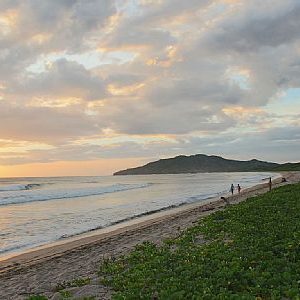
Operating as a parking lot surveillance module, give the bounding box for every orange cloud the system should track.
[30,33,52,45]
[146,45,181,67]
[28,96,82,108]
[220,0,242,4]
[0,82,5,101]
[0,140,53,153]
[107,83,145,96]
[223,106,263,116]
[0,9,19,35]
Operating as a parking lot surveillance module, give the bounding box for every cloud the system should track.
[206,1,300,52]
[170,125,300,163]
[1,0,300,169]
[0,101,100,142]
[99,96,236,135]
[2,124,299,166]
[196,0,300,104]
[5,0,116,50]
[0,0,117,80]
[11,59,106,101]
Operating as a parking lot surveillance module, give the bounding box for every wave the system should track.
[59,191,223,240]
[0,183,152,206]
[186,191,222,203]
[0,183,42,192]
[59,203,186,239]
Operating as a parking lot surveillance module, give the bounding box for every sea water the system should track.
[0,172,278,258]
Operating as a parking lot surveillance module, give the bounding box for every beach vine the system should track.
[99,183,300,299]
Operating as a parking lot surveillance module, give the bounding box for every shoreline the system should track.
[0,196,217,265]
[0,172,280,263]
[0,172,281,265]
[0,172,299,299]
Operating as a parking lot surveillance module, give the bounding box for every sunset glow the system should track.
[0,0,299,177]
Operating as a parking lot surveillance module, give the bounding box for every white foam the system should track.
[0,183,152,206]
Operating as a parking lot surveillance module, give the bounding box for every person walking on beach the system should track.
[230,184,234,195]
[268,177,272,191]
[237,184,241,194]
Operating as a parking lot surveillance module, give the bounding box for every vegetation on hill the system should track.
[272,163,300,172]
[100,183,300,299]
[113,154,300,175]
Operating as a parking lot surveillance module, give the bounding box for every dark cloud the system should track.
[128,0,211,27]
[0,0,117,80]
[99,97,236,135]
[0,0,19,10]
[206,1,300,52]
[104,28,176,51]
[0,102,101,142]
[16,0,116,50]
[101,0,210,51]
[267,126,300,142]
[11,59,106,100]
[2,125,299,166]
[106,73,146,87]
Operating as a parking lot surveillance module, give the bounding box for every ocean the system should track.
[0,172,278,258]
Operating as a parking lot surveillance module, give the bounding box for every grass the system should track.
[27,295,95,300]
[99,183,300,299]
[26,277,91,300]
[27,294,95,300]
[59,289,72,299]
[55,277,91,291]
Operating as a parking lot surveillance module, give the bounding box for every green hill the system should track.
[113,154,299,175]
[272,162,300,171]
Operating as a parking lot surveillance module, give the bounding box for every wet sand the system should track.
[0,172,299,300]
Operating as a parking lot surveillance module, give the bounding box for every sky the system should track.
[0,0,299,177]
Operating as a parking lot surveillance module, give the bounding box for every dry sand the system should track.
[0,172,299,300]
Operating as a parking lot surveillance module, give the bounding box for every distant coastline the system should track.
[114,154,300,175]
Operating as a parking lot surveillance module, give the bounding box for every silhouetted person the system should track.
[230,184,234,195]
[268,177,272,191]
[237,184,241,194]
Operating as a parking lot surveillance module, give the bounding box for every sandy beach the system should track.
[1,172,299,300]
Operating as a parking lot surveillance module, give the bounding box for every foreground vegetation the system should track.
[100,183,300,299]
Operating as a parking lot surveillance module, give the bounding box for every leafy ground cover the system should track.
[55,277,91,291]
[26,277,92,300]
[100,183,300,299]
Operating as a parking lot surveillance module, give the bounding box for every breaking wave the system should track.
[0,183,153,206]
[0,183,42,192]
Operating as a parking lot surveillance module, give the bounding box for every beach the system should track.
[1,172,299,300]
[0,172,275,259]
